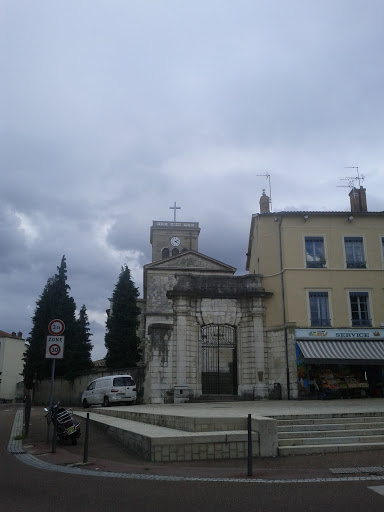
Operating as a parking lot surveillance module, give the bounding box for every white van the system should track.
[81,375,137,408]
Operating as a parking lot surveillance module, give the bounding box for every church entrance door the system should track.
[201,325,237,395]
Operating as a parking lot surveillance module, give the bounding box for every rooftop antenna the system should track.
[338,166,365,195]
[338,166,366,210]
[255,172,272,211]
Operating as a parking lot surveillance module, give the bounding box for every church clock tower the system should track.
[150,220,200,262]
[150,202,200,262]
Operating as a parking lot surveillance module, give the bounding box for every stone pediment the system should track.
[144,250,236,274]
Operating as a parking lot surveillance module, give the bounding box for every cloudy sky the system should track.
[1,1,383,360]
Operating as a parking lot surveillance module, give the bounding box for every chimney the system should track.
[260,189,270,213]
[349,186,367,213]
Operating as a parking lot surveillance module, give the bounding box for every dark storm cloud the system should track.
[1,0,383,359]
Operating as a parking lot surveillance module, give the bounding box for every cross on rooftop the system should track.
[169,201,181,222]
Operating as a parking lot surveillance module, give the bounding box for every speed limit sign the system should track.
[45,336,65,359]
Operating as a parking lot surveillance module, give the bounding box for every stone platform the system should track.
[74,399,384,462]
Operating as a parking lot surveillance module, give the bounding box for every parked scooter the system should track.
[44,401,81,445]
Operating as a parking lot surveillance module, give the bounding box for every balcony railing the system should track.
[351,318,371,327]
[346,261,366,269]
[306,260,327,268]
[310,319,331,327]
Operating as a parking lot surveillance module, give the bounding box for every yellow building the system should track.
[246,188,384,399]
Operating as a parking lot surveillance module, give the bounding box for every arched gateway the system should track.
[201,324,237,395]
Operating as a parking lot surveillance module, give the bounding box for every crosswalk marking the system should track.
[368,485,384,496]
[330,467,384,474]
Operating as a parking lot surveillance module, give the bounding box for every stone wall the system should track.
[146,271,176,313]
[32,366,146,406]
[265,325,298,399]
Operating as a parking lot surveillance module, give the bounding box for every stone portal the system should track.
[140,219,272,404]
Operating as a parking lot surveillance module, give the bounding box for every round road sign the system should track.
[49,344,61,356]
[48,319,65,336]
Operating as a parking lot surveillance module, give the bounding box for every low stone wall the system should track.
[32,367,145,406]
[74,408,279,461]
[252,416,278,457]
[150,434,260,462]
[80,413,262,462]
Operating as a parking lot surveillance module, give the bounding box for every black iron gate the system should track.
[201,324,237,395]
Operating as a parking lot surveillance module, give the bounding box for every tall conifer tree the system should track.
[65,304,94,379]
[105,265,141,369]
[23,256,93,388]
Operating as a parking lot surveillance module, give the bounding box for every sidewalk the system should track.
[21,404,384,481]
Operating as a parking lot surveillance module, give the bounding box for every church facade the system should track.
[139,219,272,404]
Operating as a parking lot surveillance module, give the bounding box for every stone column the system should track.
[172,296,191,403]
[250,298,268,399]
[145,323,173,404]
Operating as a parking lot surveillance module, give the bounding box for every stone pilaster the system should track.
[172,296,192,402]
[144,323,174,404]
[252,300,268,399]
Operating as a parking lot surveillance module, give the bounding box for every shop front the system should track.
[295,328,384,399]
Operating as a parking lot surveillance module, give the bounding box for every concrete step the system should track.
[279,442,384,456]
[74,410,259,462]
[88,406,248,432]
[279,427,384,439]
[278,421,384,433]
[277,413,384,455]
[279,434,384,446]
[276,415,384,426]
[190,395,242,402]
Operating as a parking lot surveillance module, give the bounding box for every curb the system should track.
[7,408,26,455]
[9,409,384,484]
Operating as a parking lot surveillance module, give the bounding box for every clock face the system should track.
[170,236,181,247]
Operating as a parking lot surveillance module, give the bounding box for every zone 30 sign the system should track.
[45,336,65,359]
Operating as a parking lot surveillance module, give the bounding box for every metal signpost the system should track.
[45,319,65,442]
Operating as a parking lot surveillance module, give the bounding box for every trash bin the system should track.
[273,383,282,400]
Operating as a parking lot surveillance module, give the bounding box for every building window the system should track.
[161,248,169,259]
[344,237,366,268]
[171,248,179,256]
[349,292,371,326]
[381,237,384,265]
[305,237,326,268]
[309,292,331,327]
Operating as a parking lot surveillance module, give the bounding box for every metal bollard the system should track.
[52,412,57,453]
[83,413,90,463]
[24,395,31,436]
[247,413,253,477]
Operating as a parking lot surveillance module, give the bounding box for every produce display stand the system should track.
[310,368,369,399]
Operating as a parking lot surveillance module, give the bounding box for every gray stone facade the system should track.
[140,220,273,403]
